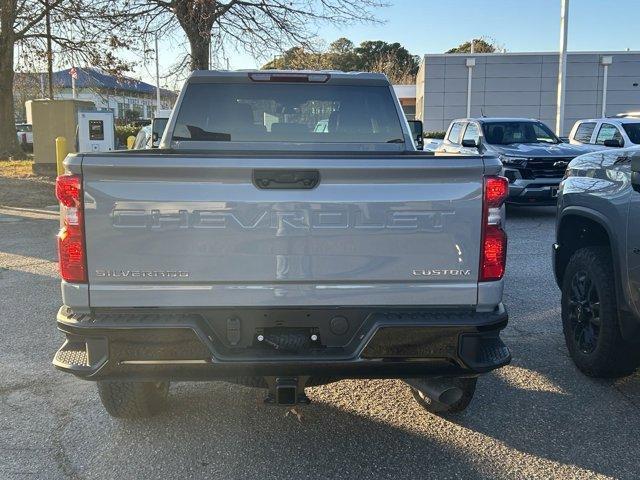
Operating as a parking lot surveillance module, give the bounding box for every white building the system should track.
[15,68,176,121]
[415,51,640,134]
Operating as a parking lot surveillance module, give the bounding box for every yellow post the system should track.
[55,137,68,176]
[127,135,136,149]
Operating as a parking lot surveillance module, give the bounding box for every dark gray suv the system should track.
[554,146,640,377]
[438,118,594,205]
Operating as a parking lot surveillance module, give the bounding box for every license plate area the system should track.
[201,308,370,358]
[253,327,323,354]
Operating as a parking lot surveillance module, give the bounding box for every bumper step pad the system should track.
[53,341,91,371]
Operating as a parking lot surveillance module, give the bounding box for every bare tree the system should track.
[262,46,331,71]
[368,51,416,84]
[12,72,46,121]
[0,0,136,157]
[262,37,419,83]
[446,37,505,54]
[127,0,385,71]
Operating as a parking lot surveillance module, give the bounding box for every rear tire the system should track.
[410,377,477,415]
[97,381,169,418]
[561,247,640,378]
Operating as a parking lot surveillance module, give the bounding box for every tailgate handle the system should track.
[253,170,319,189]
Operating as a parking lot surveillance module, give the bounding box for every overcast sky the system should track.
[136,0,640,88]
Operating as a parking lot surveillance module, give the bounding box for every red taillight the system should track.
[480,176,508,282]
[56,175,81,207]
[481,225,507,281]
[56,174,87,283]
[485,176,509,208]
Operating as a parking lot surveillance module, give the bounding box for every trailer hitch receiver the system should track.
[264,377,310,406]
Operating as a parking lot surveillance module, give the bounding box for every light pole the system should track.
[466,58,475,118]
[45,0,54,99]
[555,0,569,136]
[155,33,161,111]
[601,56,613,117]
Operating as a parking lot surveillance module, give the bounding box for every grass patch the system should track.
[0,159,38,178]
[0,159,56,208]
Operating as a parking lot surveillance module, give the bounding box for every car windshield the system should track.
[172,82,403,144]
[622,123,640,144]
[482,121,560,145]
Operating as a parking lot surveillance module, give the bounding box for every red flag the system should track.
[69,67,78,80]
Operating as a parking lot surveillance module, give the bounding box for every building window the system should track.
[401,104,416,119]
[132,104,144,117]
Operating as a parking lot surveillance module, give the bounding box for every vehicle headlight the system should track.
[498,155,528,167]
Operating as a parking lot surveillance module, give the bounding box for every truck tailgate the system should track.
[81,154,485,307]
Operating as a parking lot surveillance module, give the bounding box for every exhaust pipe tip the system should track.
[437,387,463,405]
[404,377,469,407]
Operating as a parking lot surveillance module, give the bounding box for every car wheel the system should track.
[410,377,477,415]
[97,381,169,418]
[561,247,639,377]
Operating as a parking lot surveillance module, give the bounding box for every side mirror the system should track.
[632,153,640,193]
[604,138,624,148]
[407,120,424,150]
[461,138,478,148]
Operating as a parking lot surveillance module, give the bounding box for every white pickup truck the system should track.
[568,117,640,149]
[52,70,510,418]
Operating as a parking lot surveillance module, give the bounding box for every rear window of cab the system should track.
[172,83,404,144]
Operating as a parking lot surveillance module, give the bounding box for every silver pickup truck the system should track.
[53,70,510,418]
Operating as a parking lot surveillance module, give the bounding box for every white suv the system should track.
[568,117,640,149]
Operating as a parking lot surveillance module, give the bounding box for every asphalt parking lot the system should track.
[1,204,639,480]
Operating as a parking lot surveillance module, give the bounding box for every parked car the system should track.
[52,70,511,418]
[151,109,172,147]
[554,146,640,377]
[423,137,444,152]
[129,110,172,150]
[16,123,33,150]
[131,125,152,149]
[568,117,640,149]
[437,118,594,205]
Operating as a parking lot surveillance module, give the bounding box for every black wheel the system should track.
[97,381,169,418]
[410,377,477,415]
[561,247,639,378]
